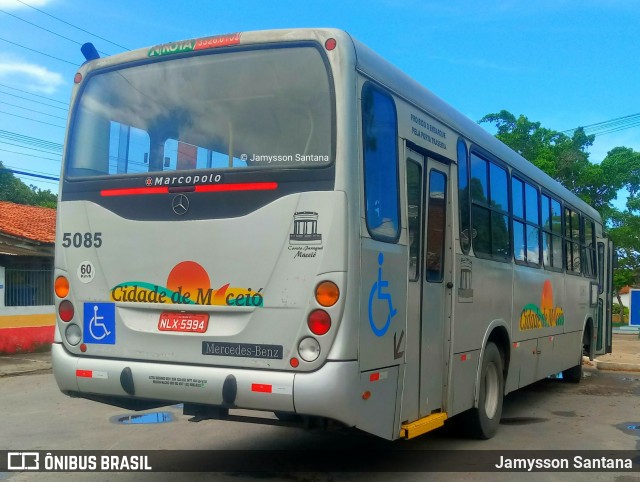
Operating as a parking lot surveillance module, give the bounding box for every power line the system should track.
[0,83,68,106]
[1,165,59,181]
[14,0,130,52]
[0,146,61,162]
[0,100,68,120]
[0,110,66,128]
[0,140,61,156]
[0,36,79,66]
[561,113,640,137]
[0,130,63,151]
[0,89,69,111]
[0,7,112,56]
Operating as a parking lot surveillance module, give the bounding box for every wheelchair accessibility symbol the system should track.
[368,252,397,337]
[83,302,115,344]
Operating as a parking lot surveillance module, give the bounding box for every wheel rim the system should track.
[484,361,499,419]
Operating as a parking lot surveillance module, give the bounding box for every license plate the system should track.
[158,313,209,333]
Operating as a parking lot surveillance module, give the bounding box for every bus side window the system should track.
[470,153,510,260]
[362,83,400,242]
[565,207,582,274]
[426,170,447,282]
[512,176,540,266]
[457,139,471,253]
[407,160,422,281]
[583,218,596,278]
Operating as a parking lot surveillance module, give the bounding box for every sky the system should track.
[0,0,638,196]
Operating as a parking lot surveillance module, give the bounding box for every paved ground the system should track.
[590,332,640,371]
[1,332,639,378]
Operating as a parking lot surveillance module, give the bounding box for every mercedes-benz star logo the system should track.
[172,194,190,215]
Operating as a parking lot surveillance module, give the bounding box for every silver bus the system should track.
[52,28,613,440]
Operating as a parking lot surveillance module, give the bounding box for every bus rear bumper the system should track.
[52,343,360,426]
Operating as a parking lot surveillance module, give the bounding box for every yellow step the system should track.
[400,412,448,439]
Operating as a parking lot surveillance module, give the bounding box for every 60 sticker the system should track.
[77,261,96,284]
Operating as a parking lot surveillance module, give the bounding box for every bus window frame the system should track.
[564,204,583,276]
[468,145,512,263]
[540,189,565,273]
[361,81,401,244]
[511,171,542,269]
[582,215,597,280]
[63,41,338,183]
[457,138,471,255]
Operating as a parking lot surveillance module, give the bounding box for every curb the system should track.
[594,360,640,373]
[0,365,52,378]
[0,354,52,378]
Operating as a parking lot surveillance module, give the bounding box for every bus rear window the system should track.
[66,46,333,178]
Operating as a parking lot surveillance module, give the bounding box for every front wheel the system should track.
[467,342,504,439]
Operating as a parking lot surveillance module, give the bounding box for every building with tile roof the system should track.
[0,201,56,256]
[0,201,56,353]
[0,201,56,307]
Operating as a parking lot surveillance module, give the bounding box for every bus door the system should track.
[596,237,614,354]
[405,149,453,420]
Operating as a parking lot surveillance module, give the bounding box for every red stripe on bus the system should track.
[76,369,93,378]
[251,383,272,393]
[195,182,278,193]
[101,187,168,197]
[100,182,277,197]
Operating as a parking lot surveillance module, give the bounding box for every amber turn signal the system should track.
[55,276,70,298]
[315,281,339,307]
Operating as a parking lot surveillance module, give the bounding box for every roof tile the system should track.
[0,201,56,244]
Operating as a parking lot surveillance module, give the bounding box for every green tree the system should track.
[0,161,57,208]
[479,111,640,307]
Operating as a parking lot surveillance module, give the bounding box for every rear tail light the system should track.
[59,300,75,322]
[298,337,320,362]
[55,276,69,298]
[315,281,339,307]
[65,324,82,345]
[307,309,331,335]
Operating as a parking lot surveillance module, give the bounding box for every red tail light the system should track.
[307,309,331,335]
[59,300,75,322]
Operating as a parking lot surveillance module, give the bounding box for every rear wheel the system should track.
[467,342,504,439]
[562,328,589,383]
[274,411,302,423]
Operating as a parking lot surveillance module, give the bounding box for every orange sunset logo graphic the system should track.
[519,280,565,330]
[110,261,263,307]
[166,261,211,297]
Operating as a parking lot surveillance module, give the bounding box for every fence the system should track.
[4,269,53,307]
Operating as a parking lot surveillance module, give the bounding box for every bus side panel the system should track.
[357,366,400,440]
[535,334,555,379]
[449,349,479,417]
[553,331,582,374]
[512,267,565,342]
[509,338,537,390]
[358,239,407,372]
[563,276,592,334]
[452,257,512,355]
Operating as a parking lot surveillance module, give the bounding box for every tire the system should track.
[562,329,588,383]
[561,363,582,383]
[274,411,302,423]
[467,342,504,439]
